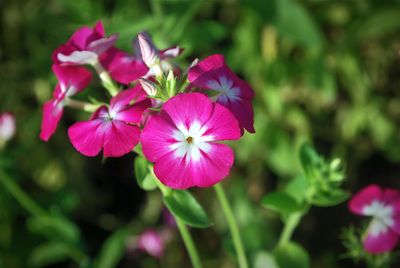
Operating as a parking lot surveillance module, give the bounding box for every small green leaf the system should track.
[254,251,279,268]
[299,143,320,179]
[94,229,129,268]
[311,189,350,207]
[164,190,211,228]
[262,192,302,215]
[134,156,157,191]
[29,242,71,267]
[285,176,309,203]
[274,242,310,268]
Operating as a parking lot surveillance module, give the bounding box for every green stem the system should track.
[277,212,302,247]
[175,218,203,268]
[92,61,119,96]
[65,99,100,113]
[0,170,46,217]
[148,166,201,267]
[214,183,248,268]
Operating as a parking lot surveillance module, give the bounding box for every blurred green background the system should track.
[1,0,400,267]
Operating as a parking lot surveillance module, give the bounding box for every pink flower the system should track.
[0,112,16,142]
[141,93,241,189]
[68,86,151,157]
[40,65,92,141]
[137,230,165,258]
[188,54,255,134]
[349,185,400,254]
[53,21,118,65]
[134,32,183,76]
[99,47,148,84]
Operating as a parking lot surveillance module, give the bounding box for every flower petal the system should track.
[0,112,16,142]
[103,121,140,157]
[68,119,105,157]
[364,227,398,254]
[57,50,98,65]
[162,93,213,129]
[141,115,177,162]
[188,54,225,82]
[87,34,118,55]
[349,185,383,215]
[39,99,63,141]
[52,64,92,95]
[222,98,255,134]
[100,48,148,84]
[153,143,234,189]
[202,102,241,141]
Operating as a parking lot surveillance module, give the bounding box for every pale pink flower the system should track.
[68,86,150,157]
[188,54,255,134]
[141,93,241,189]
[137,230,165,258]
[40,65,92,141]
[0,113,16,142]
[53,21,117,65]
[349,185,400,254]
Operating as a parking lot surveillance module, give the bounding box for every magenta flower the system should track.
[68,86,151,157]
[349,185,400,254]
[53,21,117,65]
[40,65,92,141]
[137,229,165,258]
[141,93,241,189]
[100,47,148,84]
[188,54,255,134]
[0,112,16,142]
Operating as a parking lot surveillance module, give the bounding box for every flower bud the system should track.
[0,112,16,143]
[137,32,159,67]
[137,230,164,258]
[139,78,157,96]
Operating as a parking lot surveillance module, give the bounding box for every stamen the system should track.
[186,136,193,144]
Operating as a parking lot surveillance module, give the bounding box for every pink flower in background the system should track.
[188,54,255,134]
[40,65,92,141]
[53,21,118,65]
[0,113,16,142]
[134,32,182,76]
[100,47,148,84]
[141,93,241,189]
[137,229,165,258]
[349,185,400,254]
[68,86,151,157]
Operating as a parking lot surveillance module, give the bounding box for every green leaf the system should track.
[298,143,320,179]
[273,0,323,52]
[262,192,302,215]
[274,242,310,268]
[27,215,80,244]
[254,251,279,268]
[163,190,211,228]
[311,189,350,207]
[285,176,309,203]
[134,156,157,191]
[94,229,129,268]
[29,242,71,267]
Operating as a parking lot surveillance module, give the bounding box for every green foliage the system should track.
[274,242,310,268]
[94,229,130,268]
[134,156,157,191]
[164,190,212,228]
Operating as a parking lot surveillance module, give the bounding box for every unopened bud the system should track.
[137,32,159,67]
[0,112,16,143]
[139,78,157,96]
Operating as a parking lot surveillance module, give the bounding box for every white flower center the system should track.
[363,200,394,236]
[207,76,240,103]
[170,121,214,163]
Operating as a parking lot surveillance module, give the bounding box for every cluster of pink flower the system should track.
[349,185,400,254]
[40,21,255,190]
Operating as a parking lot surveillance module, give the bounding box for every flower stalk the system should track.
[214,183,248,268]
